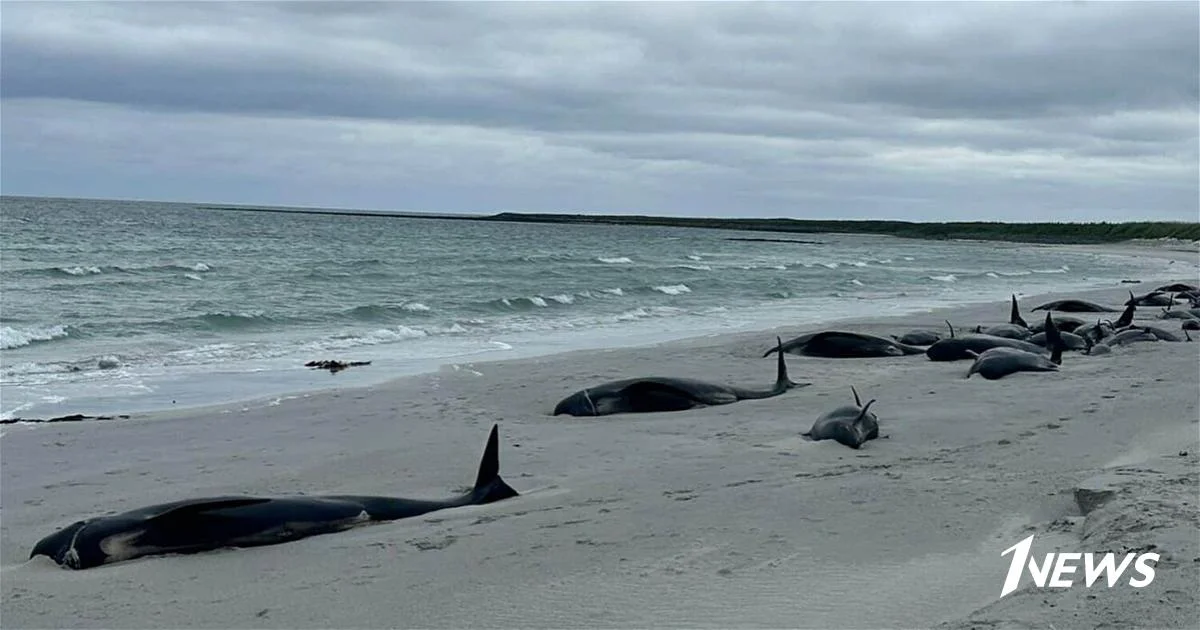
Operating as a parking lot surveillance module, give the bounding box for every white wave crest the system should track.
[0,325,70,350]
[928,274,958,283]
[1032,266,1070,274]
[547,294,574,305]
[850,261,868,267]
[401,302,431,312]
[61,266,102,276]
[985,272,1000,278]
[653,284,692,295]
[190,263,211,272]
[597,256,633,264]
[184,273,203,281]
[850,279,865,286]
[429,323,468,334]
[614,306,685,322]
[317,325,429,351]
[529,297,548,308]
[687,255,703,261]
[673,264,712,271]
[819,262,839,269]
[599,288,625,296]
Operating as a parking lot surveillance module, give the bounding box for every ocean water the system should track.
[0,196,1184,419]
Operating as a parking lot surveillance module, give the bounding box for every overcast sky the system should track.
[2,2,1197,221]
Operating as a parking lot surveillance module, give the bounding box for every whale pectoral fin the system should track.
[617,381,704,412]
[145,498,272,523]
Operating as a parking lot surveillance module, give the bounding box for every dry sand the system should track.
[2,274,1198,629]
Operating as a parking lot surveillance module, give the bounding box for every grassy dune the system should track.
[485,212,1200,244]
[195,203,1200,245]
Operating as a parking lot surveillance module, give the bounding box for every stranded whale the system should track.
[553,337,806,416]
[31,425,519,570]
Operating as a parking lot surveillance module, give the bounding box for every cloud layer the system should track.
[3,2,1197,221]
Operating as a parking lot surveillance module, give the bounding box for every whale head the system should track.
[30,519,110,570]
[552,388,619,416]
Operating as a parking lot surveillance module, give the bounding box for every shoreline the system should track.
[1,277,1197,628]
[3,242,1195,424]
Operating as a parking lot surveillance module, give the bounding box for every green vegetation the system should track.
[196,203,1200,245]
[483,213,1200,244]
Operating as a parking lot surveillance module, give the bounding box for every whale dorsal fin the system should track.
[1114,302,1136,329]
[472,424,519,503]
[850,385,861,407]
[1010,294,1028,328]
[146,498,271,523]
[1044,312,1064,365]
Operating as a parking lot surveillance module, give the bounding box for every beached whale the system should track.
[892,329,941,346]
[1031,299,1119,313]
[802,387,880,449]
[964,347,1060,379]
[1159,300,1199,320]
[553,338,806,416]
[965,314,1067,380]
[1155,283,1198,294]
[766,331,925,358]
[925,321,1047,361]
[1029,329,1087,351]
[1124,290,1179,308]
[973,324,1032,340]
[1028,314,1086,334]
[30,425,519,570]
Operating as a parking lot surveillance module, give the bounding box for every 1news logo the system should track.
[999,534,1159,598]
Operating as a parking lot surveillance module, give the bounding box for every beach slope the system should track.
[2,281,1197,629]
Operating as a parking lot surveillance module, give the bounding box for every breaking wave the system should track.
[652,284,692,295]
[0,325,71,350]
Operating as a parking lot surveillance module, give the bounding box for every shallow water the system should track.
[0,196,1184,418]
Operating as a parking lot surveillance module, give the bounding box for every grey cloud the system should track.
[1,1,1196,221]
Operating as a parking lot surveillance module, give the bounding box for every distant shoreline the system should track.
[195,205,1200,245]
[4,195,1197,245]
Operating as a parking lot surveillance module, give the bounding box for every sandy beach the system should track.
[2,272,1198,629]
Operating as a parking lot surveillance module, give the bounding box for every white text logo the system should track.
[999,534,1158,598]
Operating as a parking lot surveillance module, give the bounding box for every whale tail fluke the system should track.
[472,424,519,504]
